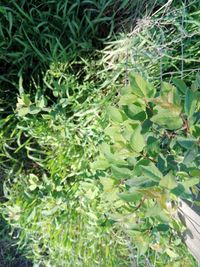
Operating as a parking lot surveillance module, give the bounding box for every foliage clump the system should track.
[92,73,200,265]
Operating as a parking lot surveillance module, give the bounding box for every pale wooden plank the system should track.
[178,200,200,263]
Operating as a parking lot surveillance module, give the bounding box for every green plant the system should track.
[0,0,149,93]
[92,73,200,265]
[1,171,135,266]
[100,0,200,86]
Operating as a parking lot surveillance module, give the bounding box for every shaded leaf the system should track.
[184,89,197,117]
[177,137,197,149]
[111,165,132,179]
[172,78,187,94]
[140,164,163,182]
[118,190,142,202]
[124,104,146,121]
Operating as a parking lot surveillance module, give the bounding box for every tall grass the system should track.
[100,0,200,86]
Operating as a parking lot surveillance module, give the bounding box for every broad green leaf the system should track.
[17,107,29,117]
[161,83,181,105]
[123,104,146,121]
[100,177,115,192]
[191,124,200,138]
[140,164,163,182]
[146,205,162,217]
[156,223,169,232]
[161,82,175,94]
[176,137,197,149]
[151,106,182,130]
[183,145,198,164]
[168,87,181,106]
[171,184,185,196]
[130,125,145,152]
[29,105,41,114]
[133,159,151,176]
[107,106,123,123]
[159,173,177,189]
[191,74,200,91]
[130,73,155,98]
[184,89,197,117]
[119,94,137,106]
[91,159,109,171]
[126,176,155,188]
[118,190,142,202]
[105,126,125,142]
[122,120,139,140]
[189,168,200,177]
[130,73,144,97]
[172,78,187,94]
[146,136,160,157]
[146,205,169,222]
[182,177,199,189]
[111,165,132,179]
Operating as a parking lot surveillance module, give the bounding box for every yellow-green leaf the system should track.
[130,125,145,152]
[107,106,124,123]
[160,173,177,189]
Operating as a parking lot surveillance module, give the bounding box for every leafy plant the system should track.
[92,73,200,265]
[101,0,200,86]
[1,171,134,266]
[0,0,148,93]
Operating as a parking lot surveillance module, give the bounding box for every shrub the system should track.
[92,73,200,265]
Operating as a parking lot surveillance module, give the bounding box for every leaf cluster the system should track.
[93,73,200,264]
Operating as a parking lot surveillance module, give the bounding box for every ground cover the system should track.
[0,0,199,266]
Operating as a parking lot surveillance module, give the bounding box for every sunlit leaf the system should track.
[130,125,145,152]
[151,106,182,130]
[107,106,124,123]
[159,173,177,189]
